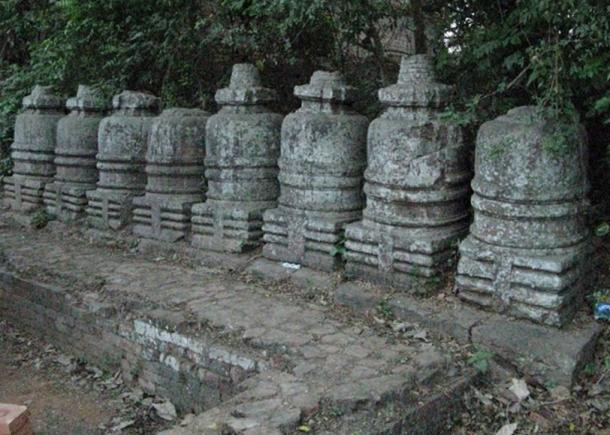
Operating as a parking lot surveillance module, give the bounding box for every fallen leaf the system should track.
[509,378,530,402]
[56,354,72,366]
[373,316,386,325]
[180,413,195,427]
[473,388,493,406]
[298,425,311,433]
[549,385,570,401]
[412,329,428,341]
[496,422,518,435]
[391,321,413,333]
[111,419,135,432]
[153,400,177,421]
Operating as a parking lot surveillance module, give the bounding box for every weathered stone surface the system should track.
[455,105,591,326]
[86,90,160,230]
[345,55,470,290]
[191,63,282,252]
[0,217,472,434]
[262,71,368,271]
[43,85,109,221]
[335,280,600,387]
[4,85,65,212]
[133,107,209,242]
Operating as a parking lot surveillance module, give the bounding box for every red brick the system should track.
[0,404,30,435]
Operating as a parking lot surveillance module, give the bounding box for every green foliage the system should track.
[583,362,596,376]
[0,157,13,178]
[468,346,494,373]
[590,289,610,304]
[1,0,608,201]
[377,298,394,320]
[30,209,54,229]
[594,222,610,237]
[436,1,610,162]
[330,233,346,258]
[0,0,414,154]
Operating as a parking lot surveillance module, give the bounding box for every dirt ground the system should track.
[0,321,173,435]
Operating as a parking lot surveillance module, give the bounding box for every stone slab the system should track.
[245,258,339,293]
[0,217,473,433]
[335,281,600,388]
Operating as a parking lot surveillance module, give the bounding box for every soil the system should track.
[0,320,173,435]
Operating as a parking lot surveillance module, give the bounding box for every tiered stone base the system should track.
[455,236,591,327]
[3,176,48,212]
[85,190,133,230]
[191,201,271,253]
[132,196,195,242]
[263,208,359,272]
[43,182,92,222]
[344,222,465,292]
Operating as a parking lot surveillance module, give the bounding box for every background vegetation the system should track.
[1,0,609,205]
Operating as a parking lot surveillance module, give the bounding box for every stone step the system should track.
[0,215,474,433]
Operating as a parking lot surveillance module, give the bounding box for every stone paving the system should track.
[0,215,472,434]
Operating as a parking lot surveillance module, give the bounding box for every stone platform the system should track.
[248,258,600,389]
[0,215,473,434]
[334,281,599,388]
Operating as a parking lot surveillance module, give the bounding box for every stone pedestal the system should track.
[345,55,471,290]
[43,85,108,221]
[4,86,64,212]
[262,71,368,271]
[191,64,282,252]
[133,108,208,242]
[455,106,591,327]
[86,91,160,230]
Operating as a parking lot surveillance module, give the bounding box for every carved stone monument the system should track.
[191,63,282,252]
[345,55,471,290]
[133,108,208,242]
[43,85,108,221]
[456,106,591,327]
[262,71,368,271]
[4,86,64,212]
[86,91,160,230]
